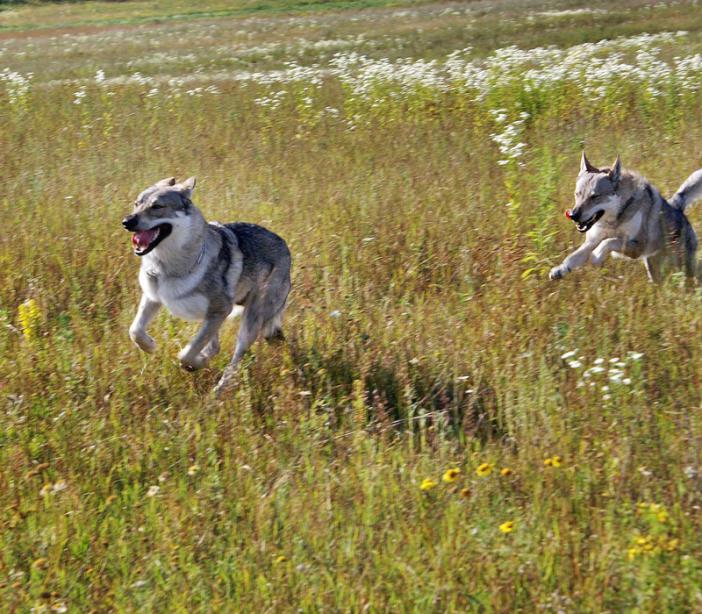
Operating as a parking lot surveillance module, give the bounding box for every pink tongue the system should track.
[132,228,158,249]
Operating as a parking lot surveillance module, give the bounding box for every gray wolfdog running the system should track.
[550,153,702,283]
[122,177,291,396]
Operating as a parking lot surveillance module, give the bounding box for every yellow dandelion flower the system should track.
[17,298,40,342]
[420,478,438,491]
[627,547,640,561]
[499,520,515,534]
[459,487,471,499]
[443,468,461,483]
[500,467,513,477]
[476,463,493,477]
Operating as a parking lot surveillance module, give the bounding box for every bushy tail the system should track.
[670,169,702,211]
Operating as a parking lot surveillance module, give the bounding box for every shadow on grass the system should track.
[234,339,503,445]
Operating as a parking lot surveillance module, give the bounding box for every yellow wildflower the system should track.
[274,555,287,564]
[500,467,513,477]
[476,463,493,477]
[420,478,437,491]
[665,538,679,552]
[459,487,471,499]
[627,547,640,561]
[443,468,461,483]
[17,298,40,341]
[544,455,562,468]
[499,520,515,534]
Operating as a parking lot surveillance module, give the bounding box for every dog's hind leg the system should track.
[213,301,264,396]
[684,231,698,283]
[643,255,662,283]
[262,264,291,343]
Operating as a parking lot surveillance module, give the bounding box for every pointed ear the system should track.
[156,177,176,187]
[178,176,197,198]
[580,151,598,174]
[608,155,621,184]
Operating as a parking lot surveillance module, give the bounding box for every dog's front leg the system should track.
[178,312,228,371]
[549,239,600,280]
[129,294,162,353]
[590,238,624,267]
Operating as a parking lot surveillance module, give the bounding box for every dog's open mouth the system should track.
[131,223,172,256]
[575,210,604,233]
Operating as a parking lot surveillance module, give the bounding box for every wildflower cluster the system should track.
[420,463,516,532]
[17,298,41,341]
[627,502,679,561]
[0,68,32,107]
[561,349,643,399]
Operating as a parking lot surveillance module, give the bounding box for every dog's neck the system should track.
[141,207,209,278]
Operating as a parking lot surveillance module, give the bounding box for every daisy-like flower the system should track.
[499,520,515,533]
[476,462,493,477]
[443,467,461,483]
[459,487,471,499]
[420,478,438,491]
[146,485,160,497]
[500,467,513,477]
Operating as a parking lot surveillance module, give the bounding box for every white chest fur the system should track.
[617,210,644,238]
[139,262,209,322]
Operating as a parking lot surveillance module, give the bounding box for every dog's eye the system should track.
[151,203,164,210]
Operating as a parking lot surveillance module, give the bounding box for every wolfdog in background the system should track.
[122,177,291,396]
[550,153,702,282]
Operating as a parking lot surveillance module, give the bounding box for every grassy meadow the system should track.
[3,0,702,610]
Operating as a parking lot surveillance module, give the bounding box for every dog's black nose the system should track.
[122,214,138,231]
[569,209,581,223]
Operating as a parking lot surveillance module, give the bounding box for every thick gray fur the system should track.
[123,177,291,396]
[550,153,702,283]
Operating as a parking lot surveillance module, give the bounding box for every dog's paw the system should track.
[178,349,207,371]
[212,367,237,398]
[129,330,157,353]
[211,378,231,398]
[549,265,567,280]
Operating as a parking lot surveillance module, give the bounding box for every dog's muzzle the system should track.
[574,210,604,233]
[122,214,139,231]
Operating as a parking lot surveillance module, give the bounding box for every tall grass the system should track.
[2,0,702,611]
